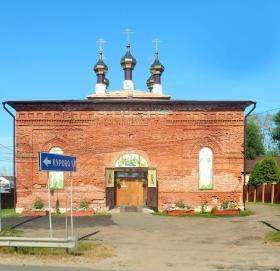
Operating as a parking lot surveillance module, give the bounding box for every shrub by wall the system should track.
[249,157,280,186]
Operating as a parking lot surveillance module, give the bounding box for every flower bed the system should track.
[211,201,241,215]
[167,210,195,215]
[212,210,240,215]
[21,210,49,217]
[166,200,194,216]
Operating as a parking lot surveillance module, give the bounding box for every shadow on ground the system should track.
[2,215,116,230]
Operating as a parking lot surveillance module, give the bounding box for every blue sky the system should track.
[1,0,280,173]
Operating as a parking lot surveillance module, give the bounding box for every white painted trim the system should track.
[123,80,134,90]
[151,84,163,94]
[95,83,106,94]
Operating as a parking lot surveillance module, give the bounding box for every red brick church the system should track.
[4,43,254,212]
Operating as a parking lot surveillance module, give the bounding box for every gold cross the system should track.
[152,38,160,53]
[124,28,133,45]
[96,38,106,52]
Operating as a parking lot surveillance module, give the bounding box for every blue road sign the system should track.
[39,152,76,172]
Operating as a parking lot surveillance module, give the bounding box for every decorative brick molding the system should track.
[41,136,69,153]
[14,103,246,210]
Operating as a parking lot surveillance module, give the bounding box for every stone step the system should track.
[108,206,154,213]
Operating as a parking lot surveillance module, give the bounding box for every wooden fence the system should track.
[245,183,280,204]
[1,189,15,209]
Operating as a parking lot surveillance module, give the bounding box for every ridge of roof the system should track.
[3,99,255,105]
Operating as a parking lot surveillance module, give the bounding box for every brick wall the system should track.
[15,103,245,211]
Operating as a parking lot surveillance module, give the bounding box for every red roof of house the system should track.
[1,176,15,182]
[246,156,280,173]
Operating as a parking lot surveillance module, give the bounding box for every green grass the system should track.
[51,212,109,217]
[76,242,98,252]
[265,231,280,243]
[0,246,67,255]
[0,228,23,237]
[253,202,280,208]
[0,228,98,256]
[0,241,98,256]
[1,209,20,218]
[154,210,254,218]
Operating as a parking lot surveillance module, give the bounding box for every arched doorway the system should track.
[105,153,158,209]
[115,153,148,206]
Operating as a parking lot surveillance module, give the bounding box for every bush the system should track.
[220,201,230,210]
[33,197,44,210]
[175,200,186,209]
[248,157,280,186]
[200,201,208,214]
[220,201,238,210]
[79,199,89,210]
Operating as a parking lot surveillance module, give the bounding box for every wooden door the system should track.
[116,179,145,206]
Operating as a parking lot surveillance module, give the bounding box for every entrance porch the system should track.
[105,167,158,210]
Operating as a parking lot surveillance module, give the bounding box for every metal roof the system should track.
[3,99,255,110]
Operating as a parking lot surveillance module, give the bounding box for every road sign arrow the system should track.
[39,152,76,172]
[43,157,51,167]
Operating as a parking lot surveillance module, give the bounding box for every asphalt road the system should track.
[0,266,105,271]
[1,203,280,271]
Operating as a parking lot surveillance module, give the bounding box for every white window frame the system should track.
[199,147,213,189]
[48,147,64,189]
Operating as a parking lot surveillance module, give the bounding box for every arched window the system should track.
[115,153,148,167]
[48,147,64,189]
[199,147,213,189]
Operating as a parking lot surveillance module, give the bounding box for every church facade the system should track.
[4,44,254,212]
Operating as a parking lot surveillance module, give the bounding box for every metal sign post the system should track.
[38,152,76,240]
[65,183,68,239]
[47,172,53,238]
[70,172,74,239]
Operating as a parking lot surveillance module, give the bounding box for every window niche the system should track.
[115,153,148,168]
[199,147,213,189]
[48,147,64,189]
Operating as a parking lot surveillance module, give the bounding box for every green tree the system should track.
[266,146,280,156]
[272,111,280,151]
[248,161,262,186]
[248,157,280,186]
[246,119,265,159]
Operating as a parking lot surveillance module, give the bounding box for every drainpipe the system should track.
[243,102,256,210]
[2,102,16,208]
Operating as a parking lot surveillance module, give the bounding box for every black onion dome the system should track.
[94,52,108,74]
[146,75,154,90]
[120,45,137,69]
[104,77,110,88]
[150,52,165,75]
